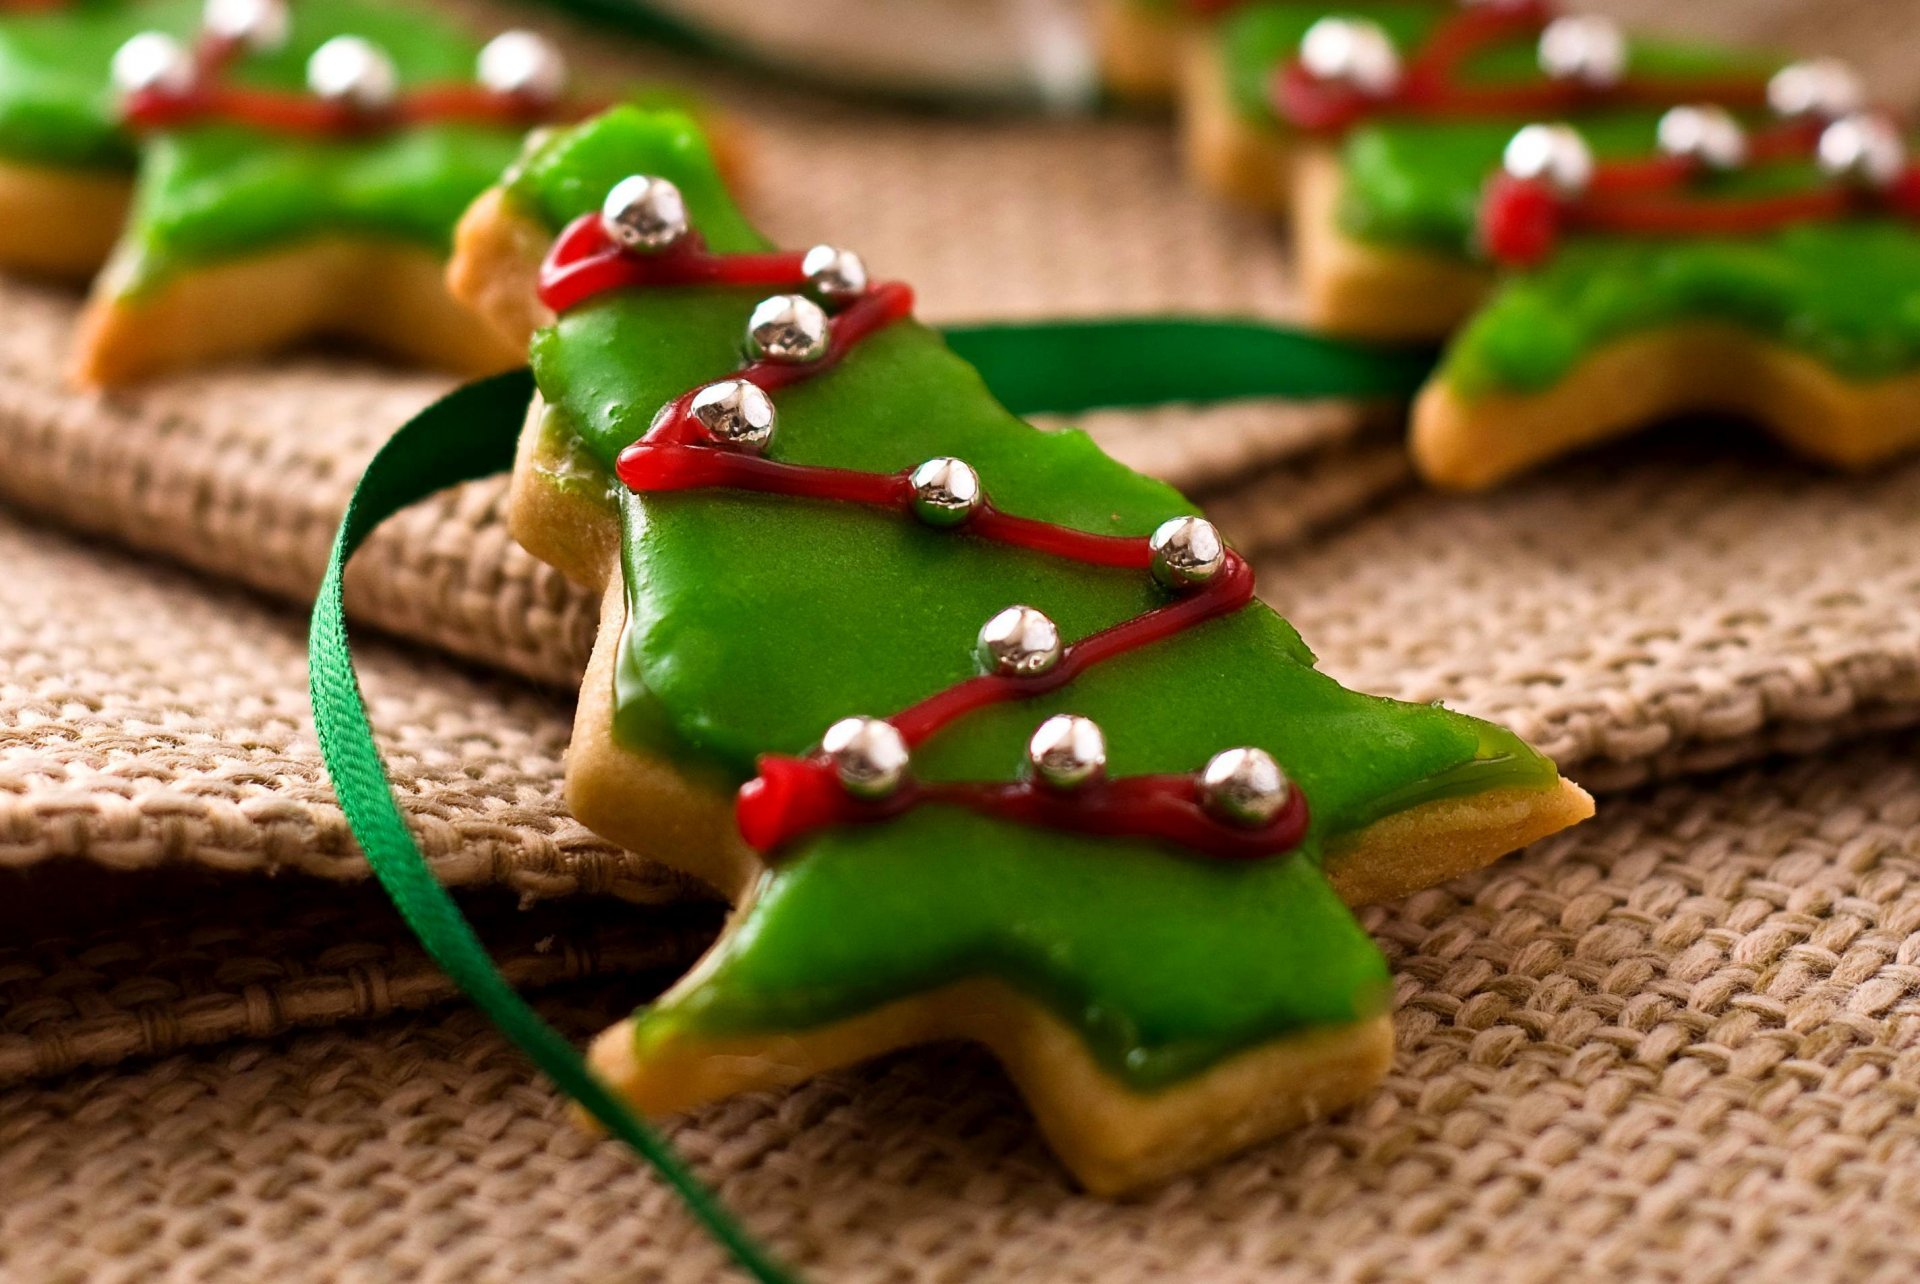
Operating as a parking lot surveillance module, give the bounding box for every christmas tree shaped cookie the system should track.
[1413,106,1920,485]
[0,0,725,382]
[447,105,1591,1192]
[1109,1,1920,487]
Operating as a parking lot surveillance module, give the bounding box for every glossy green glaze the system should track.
[512,109,1564,1088]
[112,0,526,296]
[1445,220,1920,395]
[1330,111,1920,393]
[0,0,200,169]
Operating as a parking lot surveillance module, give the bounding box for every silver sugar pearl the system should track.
[306,35,399,113]
[821,716,910,800]
[1027,714,1107,791]
[1537,15,1628,90]
[1818,114,1907,190]
[600,174,689,252]
[477,30,568,103]
[976,605,1062,678]
[908,456,983,527]
[1298,16,1402,97]
[801,244,869,304]
[747,293,831,364]
[1502,122,1595,196]
[1768,57,1865,122]
[687,379,776,453]
[1657,104,1748,171]
[1200,747,1293,828]
[111,31,194,97]
[1148,516,1226,589]
[202,0,289,52]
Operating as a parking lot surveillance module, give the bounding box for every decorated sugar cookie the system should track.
[0,0,725,383]
[1413,107,1920,485]
[69,0,605,382]
[445,105,1591,1194]
[1121,1,1920,487]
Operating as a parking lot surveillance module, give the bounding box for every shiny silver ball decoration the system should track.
[1537,15,1628,90]
[477,30,569,103]
[202,0,289,52]
[908,456,982,527]
[801,244,869,304]
[1027,714,1107,791]
[600,175,689,253]
[1502,122,1595,196]
[746,294,832,364]
[1148,516,1226,589]
[976,605,1062,679]
[1298,16,1402,97]
[111,31,194,97]
[306,35,399,113]
[1656,104,1748,171]
[1768,57,1865,122]
[687,380,776,453]
[1199,747,1292,828]
[1818,114,1908,190]
[820,716,910,800]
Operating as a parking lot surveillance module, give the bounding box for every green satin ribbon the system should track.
[948,320,1435,415]
[307,320,1435,1281]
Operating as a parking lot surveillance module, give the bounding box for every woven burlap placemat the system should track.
[0,512,674,900]
[1262,429,1920,792]
[8,731,1920,1283]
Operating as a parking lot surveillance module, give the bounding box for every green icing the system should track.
[111,0,526,295]
[1445,221,1920,394]
[517,108,1563,1088]
[1220,1,1437,126]
[653,821,1392,1088]
[1339,113,1666,255]
[0,0,201,169]
[1320,94,1920,393]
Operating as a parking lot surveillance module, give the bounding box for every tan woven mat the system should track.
[8,731,1920,1284]
[0,512,675,900]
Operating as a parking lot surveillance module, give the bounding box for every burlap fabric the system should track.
[9,732,1920,1283]
[0,510,730,1082]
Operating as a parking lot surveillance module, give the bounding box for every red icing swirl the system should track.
[1481,120,1920,266]
[120,31,592,136]
[538,214,1308,864]
[1273,2,1771,134]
